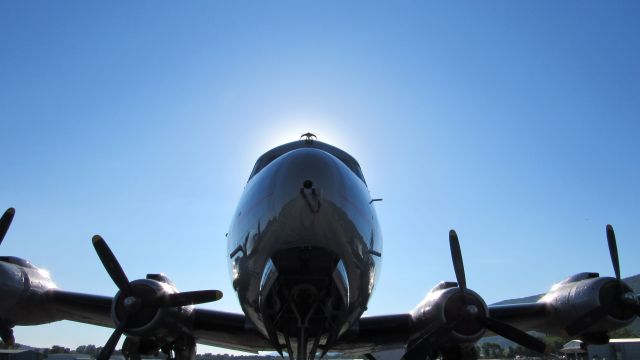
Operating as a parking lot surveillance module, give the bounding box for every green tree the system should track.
[49,345,70,354]
[504,346,516,358]
[542,334,566,354]
[479,342,504,358]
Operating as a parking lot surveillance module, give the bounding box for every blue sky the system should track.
[1,1,639,354]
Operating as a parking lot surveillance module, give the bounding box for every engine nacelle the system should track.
[112,277,194,343]
[0,257,60,326]
[0,261,28,314]
[410,281,489,346]
[541,273,636,336]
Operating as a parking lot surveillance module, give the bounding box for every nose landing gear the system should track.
[287,285,325,360]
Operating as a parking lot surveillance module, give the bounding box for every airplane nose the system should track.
[271,148,345,212]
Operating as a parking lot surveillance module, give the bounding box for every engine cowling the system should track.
[0,257,61,325]
[0,210,62,331]
[410,282,489,346]
[541,274,637,336]
[0,260,29,314]
[91,235,222,360]
[111,277,194,342]
[403,230,549,360]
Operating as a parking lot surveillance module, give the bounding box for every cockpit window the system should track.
[248,140,367,184]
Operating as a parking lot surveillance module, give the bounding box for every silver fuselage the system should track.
[227,143,382,348]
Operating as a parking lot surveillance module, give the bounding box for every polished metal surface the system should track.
[227,142,382,355]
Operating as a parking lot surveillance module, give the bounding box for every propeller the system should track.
[0,208,16,345]
[0,209,18,345]
[449,230,467,301]
[92,235,223,360]
[402,230,547,360]
[0,208,15,245]
[607,225,621,282]
[565,225,640,336]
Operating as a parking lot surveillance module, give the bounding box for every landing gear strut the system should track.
[285,286,326,360]
[122,336,196,360]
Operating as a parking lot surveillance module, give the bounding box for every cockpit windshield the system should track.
[248,140,367,184]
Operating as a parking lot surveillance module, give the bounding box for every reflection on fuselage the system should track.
[226,141,382,356]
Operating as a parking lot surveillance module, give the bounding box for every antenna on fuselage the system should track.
[300,132,317,144]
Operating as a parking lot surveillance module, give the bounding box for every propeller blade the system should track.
[97,317,128,360]
[449,229,467,291]
[153,290,223,307]
[564,305,610,336]
[479,316,548,354]
[0,208,15,245]
[92,235,132,294]
[606,225,621,281]
[402,321,459,360]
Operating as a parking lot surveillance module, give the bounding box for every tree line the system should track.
[476,327,638,359]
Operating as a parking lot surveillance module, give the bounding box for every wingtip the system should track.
[5,208,15,215]
[92,234,103,243]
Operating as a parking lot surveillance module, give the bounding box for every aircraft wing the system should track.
[333,314,412,355]
[49,290,113,328]
[191,308,271,353]
[3,267,639,360]
[23,288,554,357]
[334,271,640,359]
[5,278,555,358]
[44,289,271,354]
[331,301,550,357]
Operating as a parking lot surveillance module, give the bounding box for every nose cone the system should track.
[263,147,373,256]
[272,148,346,210]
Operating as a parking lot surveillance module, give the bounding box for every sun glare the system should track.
[252,113,356,155]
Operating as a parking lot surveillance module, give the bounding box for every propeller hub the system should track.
[123,296,141,312]
[113,282,160,329]
[462,304,479,318]
[444,290,487,336]
[621,292,639,305]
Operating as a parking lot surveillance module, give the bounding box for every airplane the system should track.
[0,133,638,360]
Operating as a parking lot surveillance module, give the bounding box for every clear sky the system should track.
[1,0,639,354]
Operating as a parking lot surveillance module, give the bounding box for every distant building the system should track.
[561,338,640,360]
[46,354,93,360]
[0,349,45,360]
[560,340,586,359]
